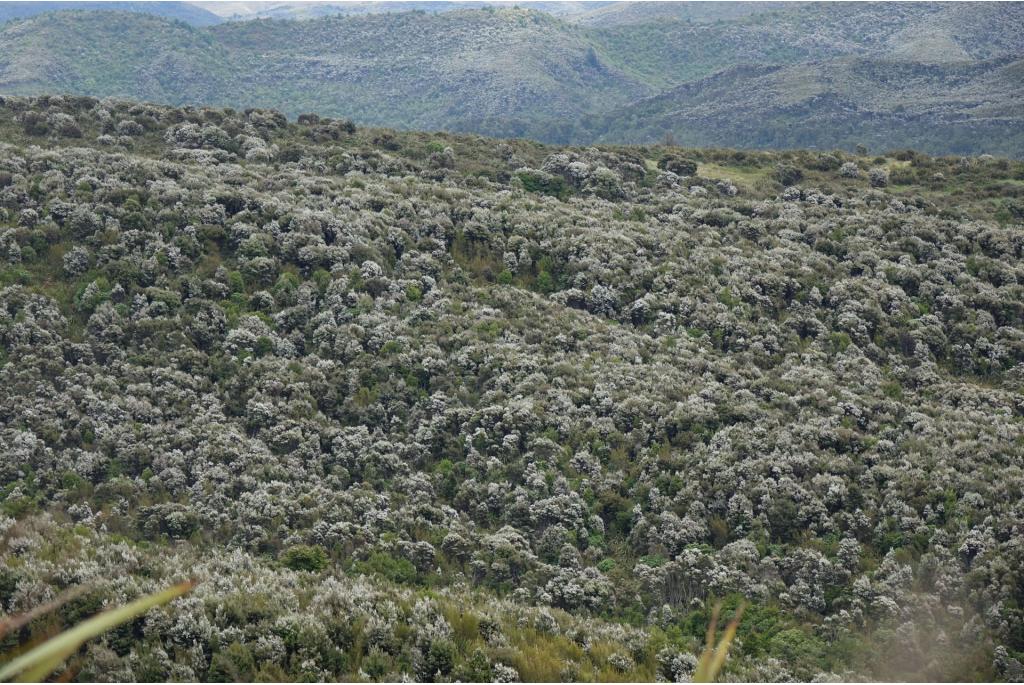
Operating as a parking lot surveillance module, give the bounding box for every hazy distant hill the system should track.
[192,1,614,22]
[587,2,1024,87]
[0,2,1021,155]
[0,8,644,137]
[0,1,222,26]
[585,57,1024,157]
[571,1,794,26]
[0,12,232,104]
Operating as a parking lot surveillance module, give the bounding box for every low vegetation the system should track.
[0,94,1023,681]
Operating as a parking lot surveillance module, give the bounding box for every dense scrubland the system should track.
[1,94,1023,681]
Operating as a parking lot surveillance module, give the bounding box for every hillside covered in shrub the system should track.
[1,94,1024,681]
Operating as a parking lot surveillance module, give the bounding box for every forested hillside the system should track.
[0,3,1021,155]
[1,94,1023,681]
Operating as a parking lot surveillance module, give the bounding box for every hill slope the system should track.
[0,3,1021,154]
[1,93,1023,682]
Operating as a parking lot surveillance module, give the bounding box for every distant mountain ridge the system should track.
[583,55,1024,156]
[0,1,222,26]
[0,2,1021,156]
[570,1,796,26]
[191,1,616,22]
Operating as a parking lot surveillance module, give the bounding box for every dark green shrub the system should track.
[418,639,456,681]
[280,544,329,572]
[278,144,304,163]
[772,164,804,186]
[659,155,698,176]
[0,568,18,606]
[20,111,48,136]
[535,271,555,293]
[767,497,802,543]
[363,648,391,679]
[354,551,417,584]
[254,336,274,357]
[454,648,492,682]
[768,629,826,671]
[516,170,569,199]
[208,642,256,682]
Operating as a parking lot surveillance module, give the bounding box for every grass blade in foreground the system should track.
[0,580,194,683]
[694,601,746,683]
[0,587,91,641]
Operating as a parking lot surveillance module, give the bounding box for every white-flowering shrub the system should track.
[0,94,1019,682]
